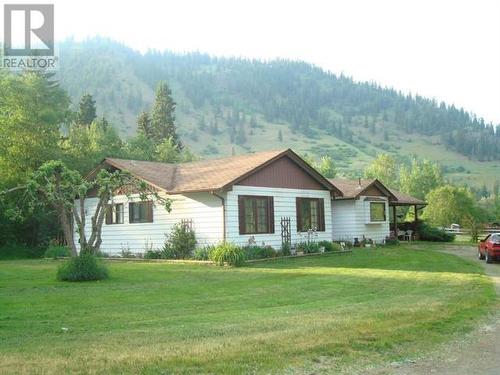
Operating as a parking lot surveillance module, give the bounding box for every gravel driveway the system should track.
[366,245,500,375]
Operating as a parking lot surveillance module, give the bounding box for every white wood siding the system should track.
[331,196,389,243]
[75,192,223,255]
[225,185,332,248]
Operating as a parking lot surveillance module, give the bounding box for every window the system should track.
[370,202,386,222]
[106,203,124,224]
[129,201,153,223]
[238,195,274,234]
[296,198,325,232]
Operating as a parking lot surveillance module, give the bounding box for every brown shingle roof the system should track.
[328,178,425,205]
[388,188,426,205]
[102,149,337,194]
[328,178,377,199]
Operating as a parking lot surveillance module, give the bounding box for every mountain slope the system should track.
[57,38,500,187]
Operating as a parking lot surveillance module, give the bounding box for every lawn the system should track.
[0,246,495,374]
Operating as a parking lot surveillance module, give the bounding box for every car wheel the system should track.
[486,252,493,264]
[478,250,485,260]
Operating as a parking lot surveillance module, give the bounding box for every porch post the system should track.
[413,205,418,238]
[392,205,398,238]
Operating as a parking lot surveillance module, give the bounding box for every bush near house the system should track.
[209,243,245,266]
[418,222,455,242]
[44,245,71,259]
[0,243,45,260]
[297,241,321,254]
[162,222,197,259]
[318,240,343,252]
[193,245,216,261]
[243,245,276,260]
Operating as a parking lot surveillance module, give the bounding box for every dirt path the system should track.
[366,245,500,375]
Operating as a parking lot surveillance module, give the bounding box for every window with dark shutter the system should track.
[129,201,153,223]
[105,203,124,224]
[238,195,274,234]
[296,198,325,232]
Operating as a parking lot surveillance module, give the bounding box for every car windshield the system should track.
[492,234,500,243]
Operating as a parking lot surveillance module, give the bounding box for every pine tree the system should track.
[151,82,182,149]
[76,93,97,126]
[236,124,246,145]
[137,111,153,139]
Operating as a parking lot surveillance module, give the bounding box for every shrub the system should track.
[144,249,163,259]
[384,237,399,246]
[243,245,276,260]
[297,241,321,254]
[165,223,197,259]
[0,243,44,260]
[161,244,177,259]
[44,245,71,259]
[209,243,245,266]
[418,222,455,242]
[281,242,291,256]
[193,246,215,261]
[318,240,342,252]
[57,254,109,282]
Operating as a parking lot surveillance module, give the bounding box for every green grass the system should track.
[0,246,494,374]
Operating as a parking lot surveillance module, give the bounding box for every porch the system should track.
[388,189,427,241]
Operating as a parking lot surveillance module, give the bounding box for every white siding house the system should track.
[74,150,424,254]
[331,196,390,243]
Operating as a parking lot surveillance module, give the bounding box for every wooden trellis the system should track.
[281,217,291,248]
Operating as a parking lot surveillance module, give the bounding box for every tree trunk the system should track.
[60,209,77,257]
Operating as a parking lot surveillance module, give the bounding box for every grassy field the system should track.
[0,246,494,374]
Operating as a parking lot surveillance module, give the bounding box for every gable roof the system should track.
[328,178,397,200]
[328,178,426,205]
[98,149,341,195]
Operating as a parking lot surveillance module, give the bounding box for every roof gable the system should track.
[237,155,326,190]
[328,178,396,200]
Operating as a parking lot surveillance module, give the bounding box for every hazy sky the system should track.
[4,0,500,124]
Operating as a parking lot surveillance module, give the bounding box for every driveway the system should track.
[366,245,500,375]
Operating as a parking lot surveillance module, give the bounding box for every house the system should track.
[77,149,342,254]
[76,149,425,255]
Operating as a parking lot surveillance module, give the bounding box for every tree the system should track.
[399,159,444,200]
[137,111,153,139]
[21,161,171,256]
[422,185,478,227]
[0,71,69,187]
[364,154,398,188]
[151,81,182,148]
[61,119,123,174]
[317,155,337,178]
[76,93,97,126]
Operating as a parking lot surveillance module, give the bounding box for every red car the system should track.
[478,233,500,263]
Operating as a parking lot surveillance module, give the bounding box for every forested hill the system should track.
[58,38,500,165]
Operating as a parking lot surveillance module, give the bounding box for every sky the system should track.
[3,0,500,124]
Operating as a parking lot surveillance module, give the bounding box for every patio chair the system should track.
[404,230,413,242]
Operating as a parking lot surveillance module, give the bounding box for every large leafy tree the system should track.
[21,161,171,256]
[316,155,337,178]
[364,154,399,188]
[61,118,123,174]
[0,71,70,187]
[76,93,97,126]
[151,81,182,148]
[422,185,480,227]
[399,158,444,200]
